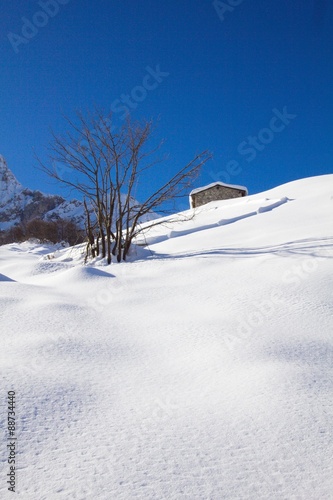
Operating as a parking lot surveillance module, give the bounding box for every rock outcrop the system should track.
[0,155,85,230]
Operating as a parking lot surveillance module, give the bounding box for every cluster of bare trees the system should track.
[39,111,211,263]
[0,219,83,246]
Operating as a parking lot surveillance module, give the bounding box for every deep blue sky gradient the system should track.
[1,0,332,209]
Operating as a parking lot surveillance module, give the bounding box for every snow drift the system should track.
[0,174,332,499]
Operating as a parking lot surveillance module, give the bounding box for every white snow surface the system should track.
[1,174,333,499]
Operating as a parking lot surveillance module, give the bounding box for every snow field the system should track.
[0,174,333,499]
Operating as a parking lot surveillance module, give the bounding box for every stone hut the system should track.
[189,182,248,208]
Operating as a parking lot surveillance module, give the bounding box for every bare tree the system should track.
[38,111,212,263]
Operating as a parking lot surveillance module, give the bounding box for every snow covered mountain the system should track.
[0,155,157,234]
[0,155,85,230]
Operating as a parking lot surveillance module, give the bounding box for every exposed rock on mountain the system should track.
[0,155,85,231]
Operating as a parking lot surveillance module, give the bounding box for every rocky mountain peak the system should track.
[0,156,85,231]
[0,155,23,206]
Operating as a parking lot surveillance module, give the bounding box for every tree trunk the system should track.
[122,241,130,261]
[106,226,112,264]
[84,199,95,260]
[95,234,99,256]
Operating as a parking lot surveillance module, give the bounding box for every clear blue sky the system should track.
[1,0,332,210]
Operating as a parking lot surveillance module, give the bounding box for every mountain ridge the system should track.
[0,155,158,237]
[0,155,86,231]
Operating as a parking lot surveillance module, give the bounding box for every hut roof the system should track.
[190,181,248,196]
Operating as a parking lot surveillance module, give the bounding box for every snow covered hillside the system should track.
[1,174,333,499]
[0,155,85,230]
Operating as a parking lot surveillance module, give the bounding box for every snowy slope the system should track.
[0,174,333,499]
